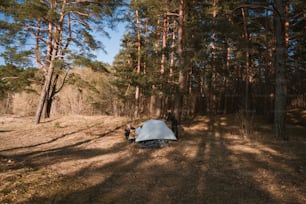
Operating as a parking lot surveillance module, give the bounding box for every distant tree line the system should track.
[1,0,305,140]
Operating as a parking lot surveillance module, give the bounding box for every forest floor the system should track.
[0,113,306,204]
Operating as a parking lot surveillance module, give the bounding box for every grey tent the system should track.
[135,119,177,143]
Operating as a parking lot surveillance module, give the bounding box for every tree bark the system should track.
[34,2,66,124]
[209,0,218,114]
[34,59,56,124]
[174,0,185,122]
[134,9,141,118]
[170,19,176,78]
[274,0,287,140]
[241,7,252,136]
[44,74,59,118]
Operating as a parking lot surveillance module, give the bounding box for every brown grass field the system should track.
[0,114,305,204]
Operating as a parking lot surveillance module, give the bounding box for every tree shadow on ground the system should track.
[0,123,129,173]
[1,115,305,204]
[0,122,126,154]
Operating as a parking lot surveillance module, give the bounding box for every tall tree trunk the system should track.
[161,9,168,75]
[153,6,169,117]
[34,2,67,123]
[265,3,275,121]
[241,7,252,136]
[135,9,141,118]
[44,74,59,118]
[224,37,231,114]
[174,0,185,122]
[170,20,176,78]
[146,15,161,118]
[209,0,218,114]
[150,17,160,118]
[241,8,250,115]
[274,0,287,140]
[34,52,57,124]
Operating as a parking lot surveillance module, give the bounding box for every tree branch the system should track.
[55,70,69,94]
[233,4,281,16]
[232,4,282,23]
[71,10,90,17]
[63,13,72,50]
[1,76,19,81]
[24,25,49,31]
[35,20,44,71]
[233,4,273,12]
[166,12,179,17]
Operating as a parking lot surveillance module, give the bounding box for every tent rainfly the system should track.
[135,119,177,142]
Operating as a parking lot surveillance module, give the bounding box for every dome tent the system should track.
[135,120,177,146]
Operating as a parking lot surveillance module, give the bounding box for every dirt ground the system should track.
[0,114,305,204]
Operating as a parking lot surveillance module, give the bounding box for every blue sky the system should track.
[0,22,126,66]
[94,23,127,65]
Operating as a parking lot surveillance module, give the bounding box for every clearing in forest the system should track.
[0,115,305,204]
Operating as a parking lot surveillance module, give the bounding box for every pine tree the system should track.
[113,0,304,135]
[0,0,124,124]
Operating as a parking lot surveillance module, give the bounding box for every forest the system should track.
[0,0,305,138]
[0,0,305,203]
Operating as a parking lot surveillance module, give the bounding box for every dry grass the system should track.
[0,114,305,204]
[2,67,114,116]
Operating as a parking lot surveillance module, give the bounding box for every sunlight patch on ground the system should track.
[253,169,286,202]
[185,124,209,132]
[252,168,306,203]
[1,114,305,203]
[228,145,262,155]
[253,143,286,158]
[178,138,204,160]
